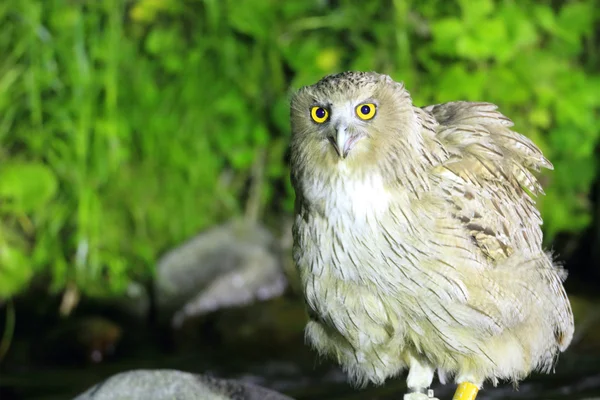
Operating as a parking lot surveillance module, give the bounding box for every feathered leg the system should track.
[403,355,438,400]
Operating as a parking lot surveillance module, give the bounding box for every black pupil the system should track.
[316,108,326,119]
[361,105,371,115]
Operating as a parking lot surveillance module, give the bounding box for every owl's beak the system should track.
[331,125,354,159]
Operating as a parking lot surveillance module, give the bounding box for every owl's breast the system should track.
[293,170,425,287]
[299,169,393,224]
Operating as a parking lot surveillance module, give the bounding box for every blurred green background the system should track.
[2,0,599,302]
[1,0,600,392]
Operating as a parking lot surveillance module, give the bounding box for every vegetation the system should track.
[0,0,598,301]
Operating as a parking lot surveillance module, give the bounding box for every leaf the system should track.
[315,48,342,72]
[430,17,464,55]
[459,17,508,60]
[0,162,58,212]
[534,4,557,33]
[227,0,272,40]
[0,244,32,299]
[459,0,494,23]
[252,123,269,147]
[529,106,551,129]
[557,2,594,37]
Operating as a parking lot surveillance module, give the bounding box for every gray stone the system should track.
[73,369,295,400]
[172,246,287,327]
[155,219,288,326]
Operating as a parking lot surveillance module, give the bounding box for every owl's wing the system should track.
[422,101,552,260]
[422,102,574,352]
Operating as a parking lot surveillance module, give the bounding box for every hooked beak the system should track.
[329,126,357,159]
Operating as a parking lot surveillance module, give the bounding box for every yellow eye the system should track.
[356,103,376,120]
[310,106,329,124]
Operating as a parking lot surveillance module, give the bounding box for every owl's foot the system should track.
[403,390,439,400]
[405,355,436,400]
[452,380,480,400]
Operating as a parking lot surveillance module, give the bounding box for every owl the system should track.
[289,71,574,400]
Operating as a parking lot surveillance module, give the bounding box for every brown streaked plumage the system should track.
[289,71,574,399]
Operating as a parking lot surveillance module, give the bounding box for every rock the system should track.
[171,250,287,327]
[155,219,288,327]
[73,369,295,400]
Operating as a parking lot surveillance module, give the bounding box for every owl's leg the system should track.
[452,373,482,400]
[403,355,438,400]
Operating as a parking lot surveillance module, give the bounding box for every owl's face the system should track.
[290,72,418,176]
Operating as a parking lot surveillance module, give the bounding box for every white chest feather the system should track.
[303,167,392,226]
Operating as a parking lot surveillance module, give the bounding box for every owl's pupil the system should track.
[361,105,370,115]
[316,108,326,118]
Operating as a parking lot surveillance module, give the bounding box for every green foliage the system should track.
[0,0,598,299]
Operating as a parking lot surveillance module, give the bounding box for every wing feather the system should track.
[422,101,574,354]
[422,101,550,260]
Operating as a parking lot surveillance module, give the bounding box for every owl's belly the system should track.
[293,195,477,352]
[293,173,480,358]
[293,209,413,349]
[301,263,400,345]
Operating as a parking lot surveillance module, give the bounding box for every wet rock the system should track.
[156,219,288,327]
[73,369,294,400]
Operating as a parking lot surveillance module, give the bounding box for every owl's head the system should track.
[290,71,422,177]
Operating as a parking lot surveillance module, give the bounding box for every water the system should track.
[1,296,599,399]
